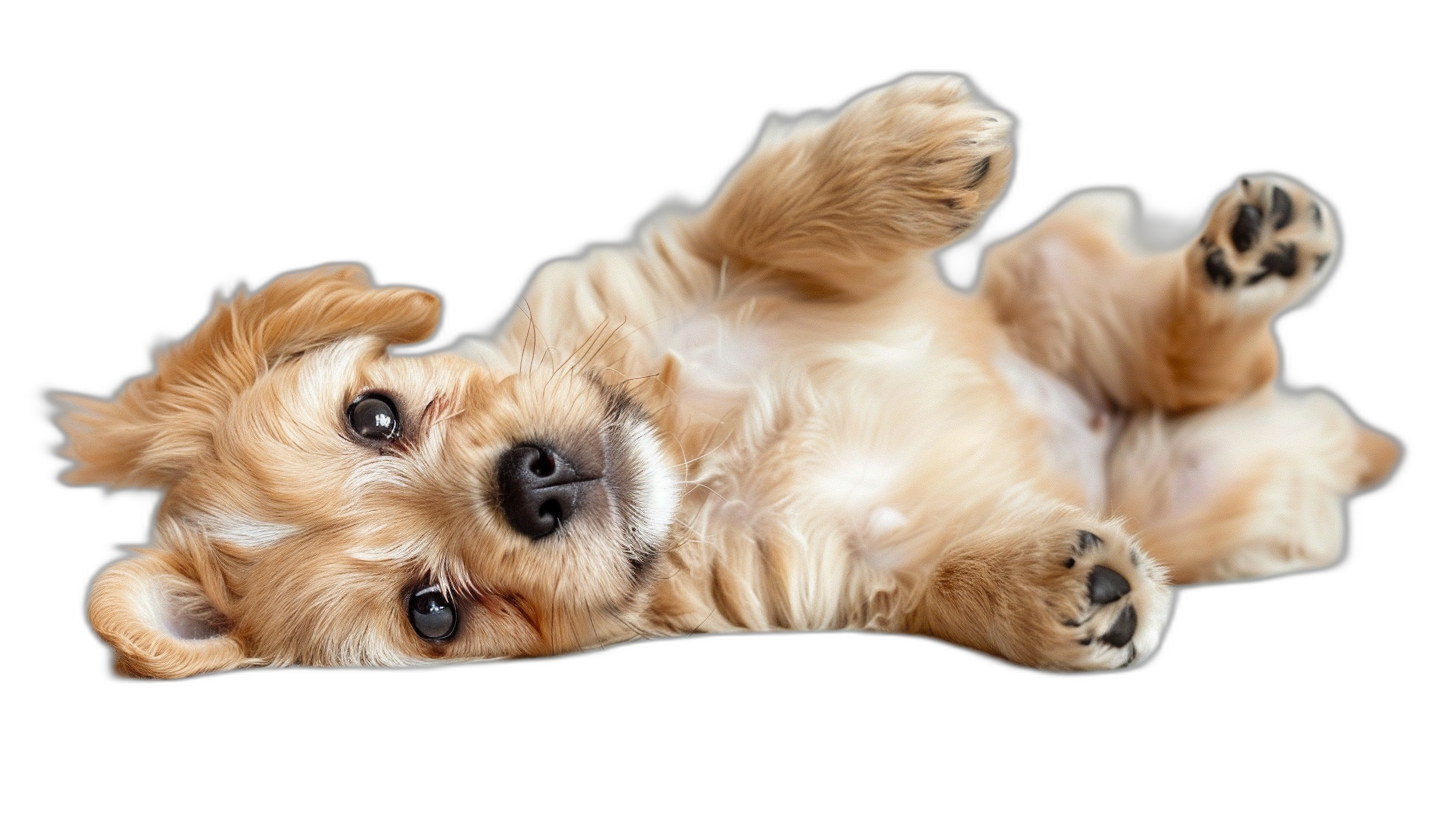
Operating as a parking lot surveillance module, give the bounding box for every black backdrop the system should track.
[31,41,1421,737]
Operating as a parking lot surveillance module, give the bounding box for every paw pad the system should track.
[1197,176,1336,296]
[1102,605,1137,648]
[1059,529,1161,669]
[1087,565,1130,604]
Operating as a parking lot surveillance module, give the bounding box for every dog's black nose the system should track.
[496,444,595,539]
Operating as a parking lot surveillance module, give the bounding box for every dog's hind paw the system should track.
[1051,530,1172,670]
[1191,175,1338,313]
[918,518,1174,671]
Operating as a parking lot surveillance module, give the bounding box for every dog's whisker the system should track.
[515,301,541,377]
[535,342,556,375]
[611,313,675,350]
[528,301,548,376]
[618,382,733,474]
[573,319,627,379]
[562,330,597,379]
[595,366,665,390]
[675,426,735,470]
[523,307,533,376]
[586,319,632,374]
[530,321,540,375]
[548,316,613,387]
[557,378,599,422]
[605,610,653,642]
[676,483,721,503]
[688,606,717,636]
[678,481,729,503]
[683,498,708,530]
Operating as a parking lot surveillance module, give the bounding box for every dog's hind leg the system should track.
[903,499,1173,670]
[1107,387,1399,583]
[694,74,1012,297]
[980,176,1338,413]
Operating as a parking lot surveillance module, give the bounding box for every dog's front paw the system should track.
[705,75,1014,272]
[829,75,1014,246]
[1192,175,1337,312]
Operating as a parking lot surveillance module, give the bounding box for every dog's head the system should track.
[59,264,679,677]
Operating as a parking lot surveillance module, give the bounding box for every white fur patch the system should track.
[856,506,918,571]
[1231,276,1293,314]
[808,448,918,573]
[620,416,679,544]
[865,506,908,539]
[994,350,1114,510]
[194,513,298,549]
[813,450,904,513]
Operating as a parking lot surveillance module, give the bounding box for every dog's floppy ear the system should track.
[89,519,254,678]
[57,263,440,488]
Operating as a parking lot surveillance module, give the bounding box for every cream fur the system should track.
[58,75,1397,678]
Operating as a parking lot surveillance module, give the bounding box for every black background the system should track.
[28,33,1426,734]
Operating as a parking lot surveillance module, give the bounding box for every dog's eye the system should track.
[348,395,400,442]
[408,585,457,641]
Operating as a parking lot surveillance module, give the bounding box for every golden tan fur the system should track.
[59,76,1397,677]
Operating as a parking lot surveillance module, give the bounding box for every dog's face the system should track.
[60,264,679,677]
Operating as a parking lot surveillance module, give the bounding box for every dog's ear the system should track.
[89,519,253,678]
[57,263,440,488]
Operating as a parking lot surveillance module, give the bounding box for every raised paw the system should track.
[1191,175,1338,312]
[704,74,1013,274]
[858,75,1015,241]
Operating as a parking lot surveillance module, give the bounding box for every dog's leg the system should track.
[1107,387,1399,583]
[491,75,1013,380]
[981,176,1337,412]
[905,502,1172,670]
[696,74,1012,295]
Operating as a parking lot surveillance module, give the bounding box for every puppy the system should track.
[58,75,1399,678]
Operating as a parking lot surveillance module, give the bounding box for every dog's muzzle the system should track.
[495,443,603,539]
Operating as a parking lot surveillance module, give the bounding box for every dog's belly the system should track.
[991,349,1116,512]
[663,305,1113,598]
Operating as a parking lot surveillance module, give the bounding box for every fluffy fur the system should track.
[58,75,1398,678]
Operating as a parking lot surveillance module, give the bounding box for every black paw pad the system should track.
[1245,243,1298,286]
[1087,565,1131,605]
[1075,530,1103,554]
[1231,204,1262,253]
[1269,186,1293,230]
[1101,605,1138,648]
[1204,248,1234,289]
[1262,242,1298,278]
